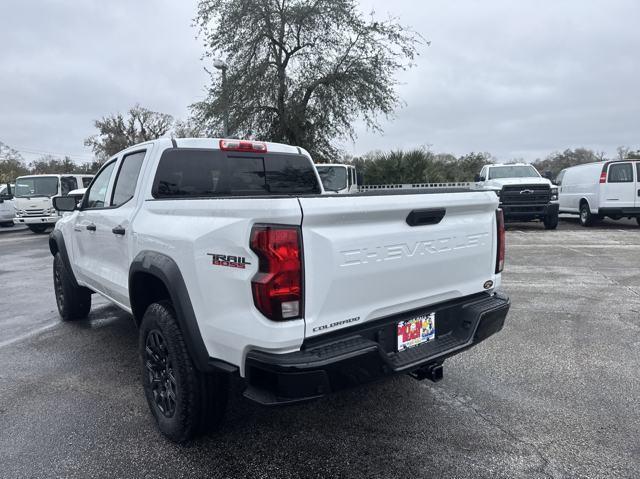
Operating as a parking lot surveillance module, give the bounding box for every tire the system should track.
[543,210,559,230]
[53,253,92,321]
[579,202,594,227]
[28,224,49,234]
[140,301,228,443]
[636,217,640,227]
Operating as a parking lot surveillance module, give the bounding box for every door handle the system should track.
[112,226,126,236]
[86,224,96,232]
[406,209,446,227]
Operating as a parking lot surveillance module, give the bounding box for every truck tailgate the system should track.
[299,191,500,338]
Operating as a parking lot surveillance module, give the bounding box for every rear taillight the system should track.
[599,169,607,183]
[250,225,303,321]
[219,139,267,153]
[496,209,505,273]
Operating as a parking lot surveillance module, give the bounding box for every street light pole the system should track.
[213,59,229,137]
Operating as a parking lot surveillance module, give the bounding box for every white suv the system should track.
[50,138,510,442]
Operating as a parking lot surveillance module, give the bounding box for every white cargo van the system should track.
[557,160,640,226]
[13,174,94,233]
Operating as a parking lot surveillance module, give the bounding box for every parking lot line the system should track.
[0,322,58,349]
[0,235,46,244]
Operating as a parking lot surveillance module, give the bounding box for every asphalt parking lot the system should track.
[1,219,639,479]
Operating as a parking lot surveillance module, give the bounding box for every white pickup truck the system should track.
[50,138,510,442]
[475,163,559,229]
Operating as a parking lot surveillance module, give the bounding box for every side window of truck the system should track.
[111,151,146,207]
[82,177,93,188]
[84,161,116,209]
[60,176,77,196]
[608,163,633,183]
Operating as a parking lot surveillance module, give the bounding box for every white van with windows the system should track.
[557,160,640,226]
[315,164,359,194]
[13,174,94,233]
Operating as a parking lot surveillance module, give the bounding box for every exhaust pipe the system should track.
[409,363,443,383]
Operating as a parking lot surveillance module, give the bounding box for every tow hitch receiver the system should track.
[409,363,443,382]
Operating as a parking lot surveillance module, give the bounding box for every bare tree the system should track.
[85,104,174,159]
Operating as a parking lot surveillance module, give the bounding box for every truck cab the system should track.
[476,164,559,229]
[0,183,16,227]
[315,163,359,194]
[13,174,93,233]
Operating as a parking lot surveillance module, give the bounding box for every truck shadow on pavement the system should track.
[507,217,639,231]
[42,303,548,479]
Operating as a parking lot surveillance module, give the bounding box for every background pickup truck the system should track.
[476,163,559,229]
[50,138,510,443]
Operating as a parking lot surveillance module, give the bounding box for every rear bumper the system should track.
[13,216,58,225]
[501,202,558,221]
[244,292,510,405]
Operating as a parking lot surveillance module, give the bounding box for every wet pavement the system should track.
[0,218,638,478]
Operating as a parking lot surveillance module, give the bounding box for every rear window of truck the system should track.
[152,149,321,198]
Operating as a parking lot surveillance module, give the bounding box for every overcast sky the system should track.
[1,0,638,163]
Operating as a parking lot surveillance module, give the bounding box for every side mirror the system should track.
[0,183,12,201]
[53,196,78,212]
[356,172,364,185]
[474,174,484,182]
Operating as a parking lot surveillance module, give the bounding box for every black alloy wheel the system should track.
[53,263,65,312]
[145,330,177,418]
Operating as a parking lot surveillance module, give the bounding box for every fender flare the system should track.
[129,251,237,374]
[49,230,80,288]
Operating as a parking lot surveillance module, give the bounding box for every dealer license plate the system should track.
[397,313,436,352]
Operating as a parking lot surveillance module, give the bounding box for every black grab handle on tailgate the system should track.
[406,209,446,227]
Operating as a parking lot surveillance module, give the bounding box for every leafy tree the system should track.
[85,104,174,159]
[192,0,421,161]
[75,159,107,174]
[346,149,491,185]
[532,148,602,179]
[0,141,28,183]
[173,118,206,138]
[29,155,77,174]
[617,146,640,160]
